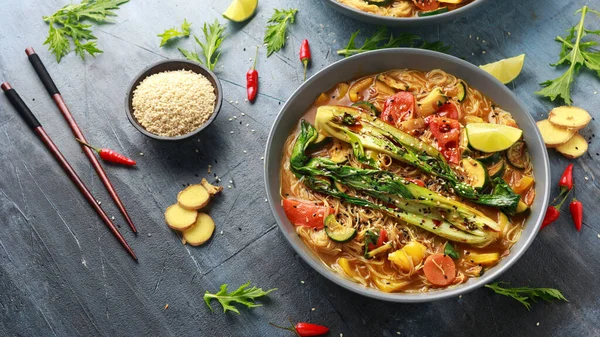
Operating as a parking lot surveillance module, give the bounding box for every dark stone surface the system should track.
[0,0,599,336]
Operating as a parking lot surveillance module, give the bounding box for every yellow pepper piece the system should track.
[388,241,427,272]
[338,257,354,277]
[468,252,500,266]
[315,93,329,105]
[516,200,529,213]
[374,278,410,293]
[513,175,534,194]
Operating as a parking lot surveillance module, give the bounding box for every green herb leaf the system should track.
[43,0,129,62]
[203,281,277,314]
[444,242,459,259]
[537,5,600,105]
[337,27,450,57]
[264,8,298,56]
[485,282,568,311]
[178,19,226,71]
[158,19,192,47]
[178,47,202,64]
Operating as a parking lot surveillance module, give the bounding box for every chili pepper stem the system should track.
[269,321,301,337]
[251,46,259,70]
[555,187,573,210]
[75,138,101,154]
[303,59,308,81]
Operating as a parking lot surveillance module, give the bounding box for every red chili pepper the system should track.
[569,198,583,231]
[246,46,259,102]
[541,188,572,230]
[76,138,136,166]
[270,321,329,337]
[558,164,573,192]
[376,229,388,247]
[299,39,311,81]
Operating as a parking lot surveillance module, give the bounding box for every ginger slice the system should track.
[165,204,198,231]
[201,178,223,196]
[182,213,215,246]
[177,184,210,210]
[556,133,588,159]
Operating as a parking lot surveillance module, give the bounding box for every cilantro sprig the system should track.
[264,8,298,56]
[486,282,568,310]
[203,281,277,314]
[43,0,129,62]
[537,6,600,105]
[179,19,227,71]
[336,27,450,57]
[158,19,191,47]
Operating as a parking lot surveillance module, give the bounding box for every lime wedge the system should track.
[223,0,258,22]
[465,123,523,153]
[479,54,525,84]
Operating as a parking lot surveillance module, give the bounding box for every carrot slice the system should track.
[282,199,334,229]
[423,253,456,286]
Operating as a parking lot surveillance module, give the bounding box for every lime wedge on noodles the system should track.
[479,54,525,84]
[466,123,523,153]
[223,0,258,22]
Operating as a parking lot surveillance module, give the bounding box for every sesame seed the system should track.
[311,308,316,311]
[243,150,247,153]
[241,113,245,116]
[536,322,540,326]
[233,115,237,119]
[229,118,233,121]
[251,129,256,132]
[220,230,224,235]
[228,185,232,189]
[230,131,234,134]
[265,198,268,202]
[235,101,239,104]
[140,152,144,156]
[97,200,101,205]
[260,157,264,160]
[111,216,115,220]
[585,176,589,181]
[300,280,305,284]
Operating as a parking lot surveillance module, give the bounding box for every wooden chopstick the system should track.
[25,47,137,233]
[1,82,137,260]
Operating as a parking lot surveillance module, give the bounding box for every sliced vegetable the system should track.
[338,257,354,277]
[487,159,506,179]
[416,88,447,116]
[177,184,210,210]
[507,141,528,168]
[556,133,588,158]
[182,213,215,246]
[165,204,198,231]
[456,80,467,102]
[365,243,392,259]
[548,106,591,130]
[439,0,464,3]
[375,80,396,97]
[378,74,409,91]
[324,214,357,243]
[429,117,461,164]
[536,119,575,148]
[468,252,500,266]
[388,241,427,271]
[412,0,439,11]
[444,242,460,259]
[474,152,500,164]
[512,175,534,194]
[349,77,373,102]
[460,157,489,190]
[516,200,529,213]
[417,7,449,17]
[380,91,416,126]
[352,101,381,116]
[365,0,394,5]
[423,253,456,286]
[466,123,523,152]
[436,101,459,119]
[282,199,333,229]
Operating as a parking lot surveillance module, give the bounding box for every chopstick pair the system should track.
[0,48,137,260]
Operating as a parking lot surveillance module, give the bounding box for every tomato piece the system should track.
[282,199,334,229]
[412,0,439,11]
[428,117,461,164]
[376,229,388,247]
[423,253,456,286]
[380,92,416,128]
[405,178,426,187]
[436,102,459,120]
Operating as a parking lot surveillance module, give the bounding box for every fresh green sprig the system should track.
[337,27,450,57]
[264,8,298,56]
[43,0,129,62]
[158,19,191,47]
[179,19,227,71]
[537,6,600,105]
[203,281,277,314]
[486,282,568,310]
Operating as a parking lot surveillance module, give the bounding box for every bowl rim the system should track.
[323,0,487,25]
[124,59,223,141]
[264,48,550,303]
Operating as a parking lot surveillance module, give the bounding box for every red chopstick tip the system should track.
[0,82,12,91]
[25,47,35,56]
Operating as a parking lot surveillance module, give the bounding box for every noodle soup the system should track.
[337,0,474,18]
[280,69,534,293]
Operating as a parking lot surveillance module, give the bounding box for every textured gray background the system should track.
[0,0,599,336]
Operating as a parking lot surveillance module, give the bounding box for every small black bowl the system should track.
[125,59,223,141]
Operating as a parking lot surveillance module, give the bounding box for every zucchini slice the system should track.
[365,0,394,6]
[307,131,331,150]
[352,101,381,116]
[507,141,528,169]
[377,74,409,91]
[365,243,392,259]
[324,215,357,243]
[487,159,506,179]
[417,7,449,17]
[473,152,500,164]
[460,157,489,190]
[417,88,448,116]
[457,80,467,102]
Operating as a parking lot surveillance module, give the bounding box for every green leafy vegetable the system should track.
[537,6,600,105]
[203,281,277,314]
[179,19,226,71]
[486,282,568,310]
[444,242,459,259]
[337,27,450,57]
[43,0,129,62]
[264,8,298,56]
[158,19,191,47]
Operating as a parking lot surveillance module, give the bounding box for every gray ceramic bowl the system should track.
[264,49,550,303]
[323,0,486,26]
[125,59,222,141]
